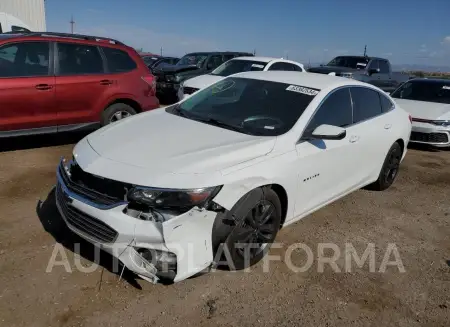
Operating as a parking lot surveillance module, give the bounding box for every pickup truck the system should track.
[152,51,253,102]
[308,56,410,93]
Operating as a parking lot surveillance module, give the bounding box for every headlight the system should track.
[174,75,182,82]
[432,120,450,127]
[166,75,175,82]
[127,186,222,208]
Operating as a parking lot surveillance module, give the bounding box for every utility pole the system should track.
[253,48,256,56]
[363,45,367,57]
[160,47,163,56]
[70,15,75,34]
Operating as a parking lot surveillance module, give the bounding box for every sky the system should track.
[45,0,450,67]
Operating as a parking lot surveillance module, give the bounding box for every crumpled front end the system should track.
[54,158,219,283]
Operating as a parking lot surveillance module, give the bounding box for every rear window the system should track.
[169,77,319,136]
[102,47,137,73]
[211,59,268,77]
[391,80,450,104]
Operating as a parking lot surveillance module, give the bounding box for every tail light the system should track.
[142,75,156,96]
[408,114,412,123]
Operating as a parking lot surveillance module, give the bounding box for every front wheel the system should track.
[213,188,282,270]
[367,142,403,191]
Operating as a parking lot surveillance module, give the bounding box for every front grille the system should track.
[410,131,449,144]
[58,162,128,206]
[183,87,199,95]
[56,183,118,243]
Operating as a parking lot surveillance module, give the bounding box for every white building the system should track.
[0,0,46,32]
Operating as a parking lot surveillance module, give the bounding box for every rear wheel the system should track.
[367,142,402,191]
[212,188,282,270]
[101,103,137,126]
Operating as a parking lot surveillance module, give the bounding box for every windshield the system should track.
[391,80,450,104]
[326,56,369,69]
[142,56,159,65]
[211,59,268,77]
[177,54,208,66]
[168,77,319,136]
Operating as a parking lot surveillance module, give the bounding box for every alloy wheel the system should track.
[110,110,131,123]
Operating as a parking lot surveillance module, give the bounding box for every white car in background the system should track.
[177,56,305,100]
[55,72,411,284]
[391,78,450,147]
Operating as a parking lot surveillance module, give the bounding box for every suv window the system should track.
[11,25,31,32]
[57,43,104,75]
[102,47,137,73]
[305,88,352,133]
[0,42,50,77]
[350,87,382,123]
[368,60,379,71]
[207,55,224,70]
[378,60,389,74]
[223,54,235,62]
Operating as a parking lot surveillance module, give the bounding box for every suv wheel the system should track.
[101,103,137,126]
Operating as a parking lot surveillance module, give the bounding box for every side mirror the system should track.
[308,124,347,140]
[368,68,379,75]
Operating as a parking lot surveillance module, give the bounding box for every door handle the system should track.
[349,135,360,143]
[384,124,392,129]
[35,84,53,90]
[99,79,113,85]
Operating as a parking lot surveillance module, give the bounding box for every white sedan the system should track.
[390,78,450,147]
[55,72,411,284]
[177,56,305,101]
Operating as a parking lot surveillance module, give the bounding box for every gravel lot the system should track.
[0,133,449,327]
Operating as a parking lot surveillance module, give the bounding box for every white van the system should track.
[0,12,32,33]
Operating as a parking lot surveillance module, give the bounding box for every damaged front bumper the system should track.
[54,160,218,284]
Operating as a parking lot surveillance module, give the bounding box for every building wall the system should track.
[0,0,46,31]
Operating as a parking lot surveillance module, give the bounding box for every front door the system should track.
[0,41,57,133]
[293,87,358,217]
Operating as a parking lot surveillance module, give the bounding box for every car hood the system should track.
[85,108,276,176]
[308,66,361,75]
[183,74,222,89]
[394,99,450,120]
[159,64,200,74]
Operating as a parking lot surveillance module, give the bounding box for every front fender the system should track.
[212,176,276,211]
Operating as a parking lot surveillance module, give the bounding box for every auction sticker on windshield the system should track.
[286,85,320,96]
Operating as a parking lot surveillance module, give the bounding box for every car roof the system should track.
[232,56,282,63]
[184,51,252,56]
[231,71,368,90]
[408,77,450,84]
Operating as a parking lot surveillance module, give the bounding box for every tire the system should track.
[101,103,137,126]
[212,187,282,270]
[366,142,403,191]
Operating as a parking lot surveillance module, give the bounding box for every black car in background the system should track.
[153,51,253,102]
[308,56,410,92]
[146,56,180,73]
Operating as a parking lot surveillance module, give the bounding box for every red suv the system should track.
[0,32,159,137]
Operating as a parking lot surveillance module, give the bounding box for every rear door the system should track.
[54,42,109,128]
[0,40,56,133]
[349,86,396,181]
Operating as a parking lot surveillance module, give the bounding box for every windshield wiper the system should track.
[191,115,245,133]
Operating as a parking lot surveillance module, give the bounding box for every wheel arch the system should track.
[104,98,143,113]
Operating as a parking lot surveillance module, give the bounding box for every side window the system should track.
[57,43,104,75]
[206,55,224,70]
[305,88,353,133]
[291,64,304,72]
[102,47,137,73]
[223,54,234,62]
[378,60,390,74]
[268,62,287,71]
[380,93,394,113]
[11,25,31,32]
[0,42,49,77]
[350,87,382,123]
[368,60,379,71]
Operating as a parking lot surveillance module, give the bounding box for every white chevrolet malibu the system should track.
[55,72,412,284]
[390,78,450,147]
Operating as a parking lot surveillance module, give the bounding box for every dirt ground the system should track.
[0,133,449,327]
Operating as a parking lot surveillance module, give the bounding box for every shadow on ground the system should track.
[36,187,143,290]
[0,131,90,153]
